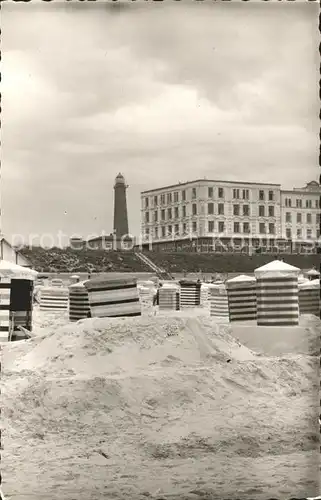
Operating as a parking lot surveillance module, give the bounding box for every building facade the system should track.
[281,180,321,250]
[140,179,320,253]
[0,237,32,267]
[69,237,85,250]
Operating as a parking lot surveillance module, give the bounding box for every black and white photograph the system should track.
[1,2,320,499]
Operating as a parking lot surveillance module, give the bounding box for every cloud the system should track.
[1,2,318,244]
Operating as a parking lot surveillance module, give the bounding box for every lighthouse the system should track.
[87,173,132,250]
[113,173,129,238]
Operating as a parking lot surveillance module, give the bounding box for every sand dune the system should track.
[2,314,319,500]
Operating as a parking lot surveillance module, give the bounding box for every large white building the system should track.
[140,179,320,253]
[281,180,320,242]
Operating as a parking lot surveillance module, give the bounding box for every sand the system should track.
[227,315,321,357]
[1,311,320,500]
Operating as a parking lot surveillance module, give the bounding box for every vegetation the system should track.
[142,251,319,274]
[20,246,319,274]
[20,247,150,273]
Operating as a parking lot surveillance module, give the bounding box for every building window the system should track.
[174,207,179,219]
[297,228,302,239]
[296,199,302,208]
[234,222,240,233]
[233,188,240,199]
[161,194,166,205]
[174,191,179,203]
[307,228,312,239]
[317,230,320,239]
[259,206,265,217]
[145,212,149,223]
[243,205,250,216]
[259,190,264,201]
[285,198,292,208]
[182,190,186,201]
[208,203,214,215]
[145,228,150,236]
[192,188,197,199]
[144,197,149,208]
[208,221,214,233]
[233,204,240,216]
[306,199,312,209]
[243,222,250,234]
[316,213,320,225]
[192,203,197,215]
[154,195,158,206]
[268,206,274,217]
[315,199,319,209]
[286,228,292,239]
[183,223,187,234]
[218,221,225,233]
[154,228,158,239]
[218,187,224,199]
[167,208,172,220]
[154,211,158,222]
[174,224,179,235]
[168,225,173,236]
[306,213,312,224]
[242,189,249,200]
[192,221,197,233]
[269,223,275,235]
[268,190,274,201]
[208,187,213,198]
[161,226,166,238]
[285,212,291,223]
[167,193,172,204]
[161,209,165,221]
[182,206,186,218]
[297,213,302,223]
[218,203,224,215]
[259,223,266,234]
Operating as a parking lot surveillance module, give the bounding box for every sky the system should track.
[2,1,319,247]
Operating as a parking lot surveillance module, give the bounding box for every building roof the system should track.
[299,278,320,290]
[0,260,38,279]
[141,179,281,194]
[306,268,320,276]
[226,274,256,283]
[281,189,321,195]
[281,180,321,194]
[114,172,126,186]
[88,235,133,243]
[254,259,300,278]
